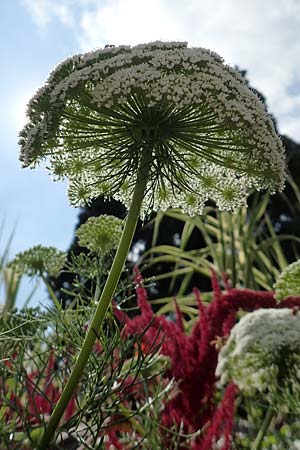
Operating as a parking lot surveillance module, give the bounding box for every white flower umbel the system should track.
[19,41,286,217]
[274,259,300,301]
[216,308,300,400]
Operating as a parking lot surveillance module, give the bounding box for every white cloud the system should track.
[79,0,185,50]
[5,87,38,135]
[22,0,300,142]
[21,0,75,28]
[9,92,29,133]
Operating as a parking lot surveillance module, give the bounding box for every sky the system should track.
[1,0,300,308]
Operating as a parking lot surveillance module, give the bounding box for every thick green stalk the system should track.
[251,406,274,450]
[37,148,152,449]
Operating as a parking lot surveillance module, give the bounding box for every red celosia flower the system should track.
[174,298,184,332]
[113,267,300,448]
[194,383,238,450]
[105,430,124,450]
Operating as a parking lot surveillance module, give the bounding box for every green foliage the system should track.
[140,190,300,314]
[0,304,168,449]
[234,413,300,450]
[3,234,300,448]
[0,223,22,314]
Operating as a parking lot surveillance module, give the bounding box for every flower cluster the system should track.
[274,259,300,301]
[19,42,286,216]
[76,214,123,256]
[216,308,300,403]
[8,245,66,278]
[113,270,300,448]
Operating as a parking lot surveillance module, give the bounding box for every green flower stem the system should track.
[111,392,146,437]
[37,148,152,449]
[251,406,274,450]
[41,275,62,310]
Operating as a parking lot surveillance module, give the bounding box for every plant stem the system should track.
[251,406,274,450]
[41,275,62,310]
[37,148,152,449]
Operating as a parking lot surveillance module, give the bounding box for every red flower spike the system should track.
[222,310,236,336]
[211,270,222,300]
[192,288,210,361]
[222,272,231,291]
[196,383,238,450]
[105,430,124,450]
[280,296,300,308]
[134,267,153,322]
[112,300,128,324]
[112,270,300,446]
[174,297,184,332]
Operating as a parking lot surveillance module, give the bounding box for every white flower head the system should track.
[216,308,300,408]
[274,259,300,301]
[19,42,286,217]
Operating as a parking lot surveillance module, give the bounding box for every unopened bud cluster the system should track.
[9,245,66,278]
[76,215,123,256]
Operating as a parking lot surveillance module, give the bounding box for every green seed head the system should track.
[76,215,123,256]
[9,245,66,278]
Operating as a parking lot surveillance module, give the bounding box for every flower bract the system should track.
[19,41,286,216]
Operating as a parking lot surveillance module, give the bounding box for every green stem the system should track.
[37,148,152,449]
[41,275,62,310]
[251,406,274,450]
[111,392,146,437]
[229,213,237,288]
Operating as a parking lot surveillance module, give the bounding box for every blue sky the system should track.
[1,0,300,308]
